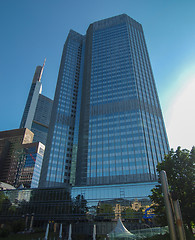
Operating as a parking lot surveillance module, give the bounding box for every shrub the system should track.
[0,226,10,238]
[12,220,25,233]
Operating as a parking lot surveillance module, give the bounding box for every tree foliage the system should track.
[149,146,195,231]
[73,194,88,218]
[0,191,12,216]
[121,207,136,219]
[18,188,74,221]
[96,203,115,220]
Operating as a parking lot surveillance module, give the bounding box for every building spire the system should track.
[38,58,46,82]
[42,58,46,69]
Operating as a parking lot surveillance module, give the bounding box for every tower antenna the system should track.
[42,58,46,69]
[38,58,46,82]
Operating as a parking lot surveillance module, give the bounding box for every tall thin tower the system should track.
[20,60,53,145]
[39,31,84,187]
[20,62,45,130]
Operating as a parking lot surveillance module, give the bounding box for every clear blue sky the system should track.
[0,0,195,149]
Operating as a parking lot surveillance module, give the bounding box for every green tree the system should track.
[18,188,73,221]
[73,194,88,217]
[122,207,144,221]
[96,203,115,220]
[121,207,135,219]
[0,191,12,216]
[149,146,195,232]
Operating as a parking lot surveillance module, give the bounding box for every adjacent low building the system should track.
[18,142,45,188]
[0,128,44,188]
[0,128,34,187]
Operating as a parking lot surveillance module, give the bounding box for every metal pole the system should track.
[59,223,62,239]
[68,224,72,240]
[54,222,56,233]
[45,223,49,240]
[93,224,96,240]
[173,200,186,240]
[160,170,177,240]
[25,214,29,231]
[29,213,34,231]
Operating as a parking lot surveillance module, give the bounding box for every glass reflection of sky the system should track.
[72,182,156,206]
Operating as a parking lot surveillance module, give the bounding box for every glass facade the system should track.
[20,66,43,130]
[0,187,168,238]
[31,94,53,145]
[20,65,53,146]
[18,142,45,188]
[76,14,169,186]
[39,31,85,187]
[72,182,156,206]
[0,128,34,187]
[40,14,169,189]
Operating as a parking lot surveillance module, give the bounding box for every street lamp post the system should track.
[160,170,177,240]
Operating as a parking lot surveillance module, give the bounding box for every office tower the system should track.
[18,142,45,188]
[20,65,43,129]
[76,15,169,186]
[31,94,53,145]
[0,128,34,187]
[40,14,169,190]
[0,129,44,188]
[20,62,53,145]
[39,31,84,187]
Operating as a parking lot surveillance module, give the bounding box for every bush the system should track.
[33,227,44,233]
[185,228,195,240]
[12,220,25,233]
[0,226,10,238]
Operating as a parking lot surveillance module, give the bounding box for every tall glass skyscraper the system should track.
[39,31,85,187]
[20,62,53,145]
[20,65,43,130]
[39,14,169,191]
